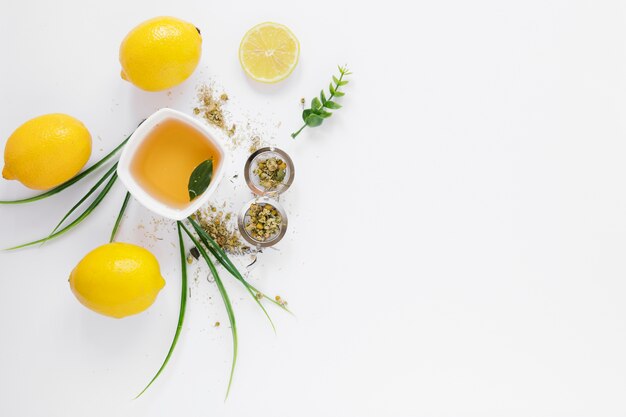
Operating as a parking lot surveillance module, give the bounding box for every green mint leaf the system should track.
[338,80,349,86]
[324,101,342,110]
[188,159,213,201]
[319,110,333,118]
[333,90,345,97]
[311,97,322,110]
[329,83,336,95]
[320,90,327,104]
[302,109,312,121]
[305,114,324,127]
[332,75,340,85]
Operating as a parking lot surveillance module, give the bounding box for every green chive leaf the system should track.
[0,133,130,205]
[135,221,188,399]
[188,217,290,316]
[6,173,118,250]
[43,163,118,244]
[110,191,131,243]
[180,222,237,399]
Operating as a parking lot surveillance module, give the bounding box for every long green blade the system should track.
[180,222,237,400]
[0,134,129,205]
[110,191,131,243]
[188,217,290,314]
[135,222,188,399]
[44,163,118,243]
[188,218,277,331]
[5,173,118,250]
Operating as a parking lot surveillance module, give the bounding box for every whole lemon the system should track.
[69,243,166,319]
[3,114,92,190]
[119,16,202,92]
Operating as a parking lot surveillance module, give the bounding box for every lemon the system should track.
[239,22,300,83]
[2,114,92,190]
[69,243,166,319]
[119,16,202,92]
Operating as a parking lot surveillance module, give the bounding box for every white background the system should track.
[2,0,626,416]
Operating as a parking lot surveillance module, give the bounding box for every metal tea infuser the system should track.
[238,147,294,248]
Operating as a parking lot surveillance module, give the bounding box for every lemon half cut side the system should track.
[239,22,300,83]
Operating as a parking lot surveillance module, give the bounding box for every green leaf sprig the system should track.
[188,217,290,318]
[135,221,188,399]
[2,126,139,250]
[0,132,130,205]
[6,170,119,250]
[188,159,213,201]
[1,121,145,249]
[179,221,237,400]
[132,217,291,400]
[291,65,351,138]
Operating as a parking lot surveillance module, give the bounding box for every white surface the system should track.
[117,108,227,221]
[2,1,626,416]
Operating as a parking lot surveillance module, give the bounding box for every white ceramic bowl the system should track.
[117,108,227,221]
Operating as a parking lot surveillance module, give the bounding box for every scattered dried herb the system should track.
[254,157,287,190]
[245,203,283,242]
[249,135,262,154]
[196,206,250,255]
[194,85,236,136]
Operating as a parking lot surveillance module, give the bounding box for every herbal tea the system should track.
[130,118,221,208]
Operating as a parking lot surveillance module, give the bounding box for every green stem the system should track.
[110,191,131,243]
[43,163,118,244]
[0,134,130,205]
[290,124,307,139]
[5,173,118,250]
[325,72,342,103]
[180,222,237,400]
[135,222,188,399]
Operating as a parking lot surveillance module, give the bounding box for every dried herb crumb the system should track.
[249,136,262,154]
[195,85,228,131]
[196,205,251,255]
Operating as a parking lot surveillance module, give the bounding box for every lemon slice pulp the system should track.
[239,22,300,83]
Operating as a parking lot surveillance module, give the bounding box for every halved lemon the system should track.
[239,22,300,83]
